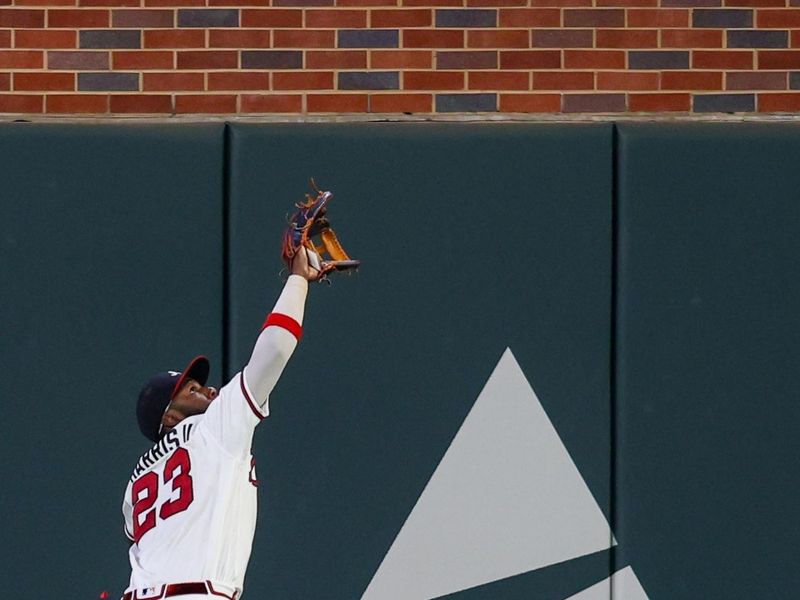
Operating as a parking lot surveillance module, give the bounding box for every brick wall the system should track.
[1,1,799,115]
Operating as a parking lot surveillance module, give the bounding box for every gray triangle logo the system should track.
[361,348,616,599]
[565,566,650,600]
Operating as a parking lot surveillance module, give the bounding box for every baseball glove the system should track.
[282,180,360,281]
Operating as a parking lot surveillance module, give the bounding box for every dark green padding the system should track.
[227,123,613,599]
[615,123,800,599]
[0,123,225,596]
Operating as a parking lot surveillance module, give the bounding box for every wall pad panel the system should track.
[615,123,800,599]
[227,123,614,599]
[0,123,225,596]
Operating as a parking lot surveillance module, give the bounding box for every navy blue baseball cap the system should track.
[136,355,210,442]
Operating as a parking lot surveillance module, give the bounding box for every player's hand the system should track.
[290,246,321,282]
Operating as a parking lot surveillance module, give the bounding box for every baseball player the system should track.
[120,244,316,600]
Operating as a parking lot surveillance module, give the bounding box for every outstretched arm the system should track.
[244,248,316,408]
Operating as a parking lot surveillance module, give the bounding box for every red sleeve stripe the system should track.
[240,372,265,421]
[262,312,302,341]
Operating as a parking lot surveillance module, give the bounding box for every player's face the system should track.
[171,378,218,418]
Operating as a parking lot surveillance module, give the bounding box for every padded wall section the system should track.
[0,123,225,597]
[615,123,800,599]
[227,123,613,599]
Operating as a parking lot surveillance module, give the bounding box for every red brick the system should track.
[273,71,333,89]
[597,71,659,90]
[0,94,43,112]
[241,93,302,112]
[0,50,42,68]
[404,70,464,89]
[403,29,464,48]
[113,50,173,70]
[793,31,800,48]
[46,94,107,113]
[661,70,723,90]
[111,94,172,113]
[499,50,560,68]
[564,49,625,69]
[339,0,395,5]
[469,0,525,5]
[175,94,237,113]
[662,29,723,48]
[498,8,559,26]
[403,0,459,6]
[15,0,73,5]
[370,92,431,112]
[758,9,800,27]
[308,50,366,68]
[307,93,368,112]
[371,49,431,67]
[208,0,269,5]
[208,71,269,90]
[48,9,109,27]
[467,30,529,49]
[177,50,237,69]
[15,29,76,48]
[112,9,173,27]
[629,92,690,111]
[693,50,753,69]
[727,70,786,89]
[564,8,624,26]
[273,29,334,48]
[759,51,800,69]
[469,70,528,90]
[0,9,44,27]
[306,9,367,27]
[146,0,203,6]
[15,72,74,91]
[436,50,496,68]
[0,32,10,48]
[726,0,783,6]
[532,71,594,90]
[241,9,302,27]
[597,0,656,6]
[0,73,8,90]
[470,0,525,5]
[627,8,688,27]
[370,8,430,27]
[758,92,800,111]
[145,29,205,49]
[80,0,139,7]
[529,0,590,5]
[209,29,271,48]
[499,93,560,112]
[144,71,204,90]
[595,29,657,48]
[531,29,593,48]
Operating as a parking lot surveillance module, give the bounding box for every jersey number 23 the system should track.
[132,448,194,542]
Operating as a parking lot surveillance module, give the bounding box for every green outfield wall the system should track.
[1,122,798,600]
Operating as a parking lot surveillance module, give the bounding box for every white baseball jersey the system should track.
[122,275,308,599]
